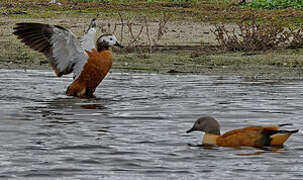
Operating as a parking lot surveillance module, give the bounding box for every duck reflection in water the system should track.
[42,97,107,110]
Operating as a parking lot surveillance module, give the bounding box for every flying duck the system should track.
[187,116,298,148]
[13,19,123,98]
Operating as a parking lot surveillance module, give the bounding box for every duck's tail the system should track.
[278,123,293,127]
[269,129,299,146]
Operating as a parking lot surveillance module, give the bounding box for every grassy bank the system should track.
[3,0,303,25]
[2,0,303,77]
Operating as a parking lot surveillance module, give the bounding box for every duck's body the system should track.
[187,116,298,148]
[66,48,113,97]
[13,19,123,98]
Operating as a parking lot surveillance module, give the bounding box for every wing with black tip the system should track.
[13,22,87,78]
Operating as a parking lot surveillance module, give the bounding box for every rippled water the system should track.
[0,69,302,179]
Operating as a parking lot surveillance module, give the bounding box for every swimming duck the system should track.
[186,116,298,148]
[13,19,123,98]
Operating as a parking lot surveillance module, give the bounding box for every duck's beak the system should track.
[186,126,196,133]
[114,42,124,48]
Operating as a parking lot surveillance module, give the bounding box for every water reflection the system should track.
[236,147,285,156]
[80,104,107,110]
[188,143,285,155]
[42,97,108,109]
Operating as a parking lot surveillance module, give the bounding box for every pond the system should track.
[0,69,302,179]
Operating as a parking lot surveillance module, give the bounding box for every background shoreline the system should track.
[2,0,303,78]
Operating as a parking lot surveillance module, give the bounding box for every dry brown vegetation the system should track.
[100,13,171,54]
[212,15,303,51]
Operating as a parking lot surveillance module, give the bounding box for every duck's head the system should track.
[96,34,123,51]
[186,116,221,135]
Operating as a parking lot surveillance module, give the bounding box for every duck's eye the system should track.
[110,38,113,41]
[197,121,200,124]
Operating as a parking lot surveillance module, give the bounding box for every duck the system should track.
[13,18,123,98]
[186,116,298,148]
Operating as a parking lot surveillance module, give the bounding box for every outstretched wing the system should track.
[70,18,97,79]
[13,22,87,78]
[81,18,97,51]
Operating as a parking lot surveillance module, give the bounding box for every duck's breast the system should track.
[78,49,113,89]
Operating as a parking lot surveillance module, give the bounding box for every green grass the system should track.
[71,0,229,5]
[243,0,303,9]
[112,49,303,77]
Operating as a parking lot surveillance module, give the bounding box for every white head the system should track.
[96,34,123,51]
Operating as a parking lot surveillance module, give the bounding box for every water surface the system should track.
[0,69,302,179]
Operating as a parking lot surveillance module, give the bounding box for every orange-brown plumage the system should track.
[66,48,113,97]
[216,126,275,147]
[187,116,298,148]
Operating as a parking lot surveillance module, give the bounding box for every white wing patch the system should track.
[73,19,97,79]
[81,27,96,51]
[50,27,88,79]
[72,54,88,79]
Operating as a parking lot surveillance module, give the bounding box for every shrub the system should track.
[287,27,303,48]
[211,15,291,51]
